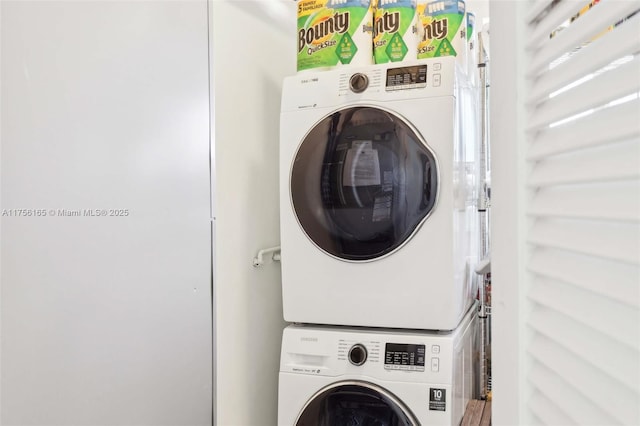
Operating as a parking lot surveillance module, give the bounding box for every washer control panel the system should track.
[338,339,381,364]
[384,343,426,372]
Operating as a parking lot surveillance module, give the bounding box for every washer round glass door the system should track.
[291,106,438,261]
[295,381,419,426]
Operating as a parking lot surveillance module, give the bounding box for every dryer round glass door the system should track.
[295,381,418,426]
[291,106,438,261]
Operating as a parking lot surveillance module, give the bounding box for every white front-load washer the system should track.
[280,57,478,330]
[278,304,478,426]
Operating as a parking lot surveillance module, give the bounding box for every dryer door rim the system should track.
[289,103,442,263]
[293,379,420,426]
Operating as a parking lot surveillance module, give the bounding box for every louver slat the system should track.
[527,248,640,305]
[527,58,640,131]
[528,392,574,426]
[526,0,555,25]
[527,334,639,424]
[527,218,640,264]
[526,1,586,50]
[528,1,640,77]
[526,305,640,391]
[528,138,640,186]
[528,180,640,221]
[528,13,640,105]
[528,278,640,348]
[528,100,640,160]
[526,362,619,425]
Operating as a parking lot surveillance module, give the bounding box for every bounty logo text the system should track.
[299,11,351,53]
[423,18,448,40]
[374,11,400,37]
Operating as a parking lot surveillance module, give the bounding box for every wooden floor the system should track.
[461,399,491,426]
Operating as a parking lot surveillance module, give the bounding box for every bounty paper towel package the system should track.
[466,11,474,44]
[373,0,417,64]
[417,0,466,68]
[466,11,477,83]
[297,0,374,72]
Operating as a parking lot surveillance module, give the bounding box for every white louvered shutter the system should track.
[522,1,640,424]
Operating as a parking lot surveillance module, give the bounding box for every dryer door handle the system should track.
[422,155,436,209]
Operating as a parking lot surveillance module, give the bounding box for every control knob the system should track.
[349,73,369,93]
[348,344,368,366]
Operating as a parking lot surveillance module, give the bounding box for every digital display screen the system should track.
[386,65,428,90]
[384,343,426,370]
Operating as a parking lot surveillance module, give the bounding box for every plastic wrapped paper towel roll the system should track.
[466,11,478,85]
[297,0,374,72]
[373,0,418,64]
[417,0,467,71]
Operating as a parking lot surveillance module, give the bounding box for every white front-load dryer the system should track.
[280,57,478,330]
[278,304,478,426]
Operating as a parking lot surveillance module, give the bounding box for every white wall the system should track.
[211,1,295,425]
[0,1,212,424]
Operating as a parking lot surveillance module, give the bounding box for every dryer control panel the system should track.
[385,64,428,91]
[342,64,430,95]
[339,69,384,95]
[281,56,460,111]
[338,64,432,97]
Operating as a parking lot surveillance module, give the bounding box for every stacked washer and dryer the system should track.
[277,56,480,425]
